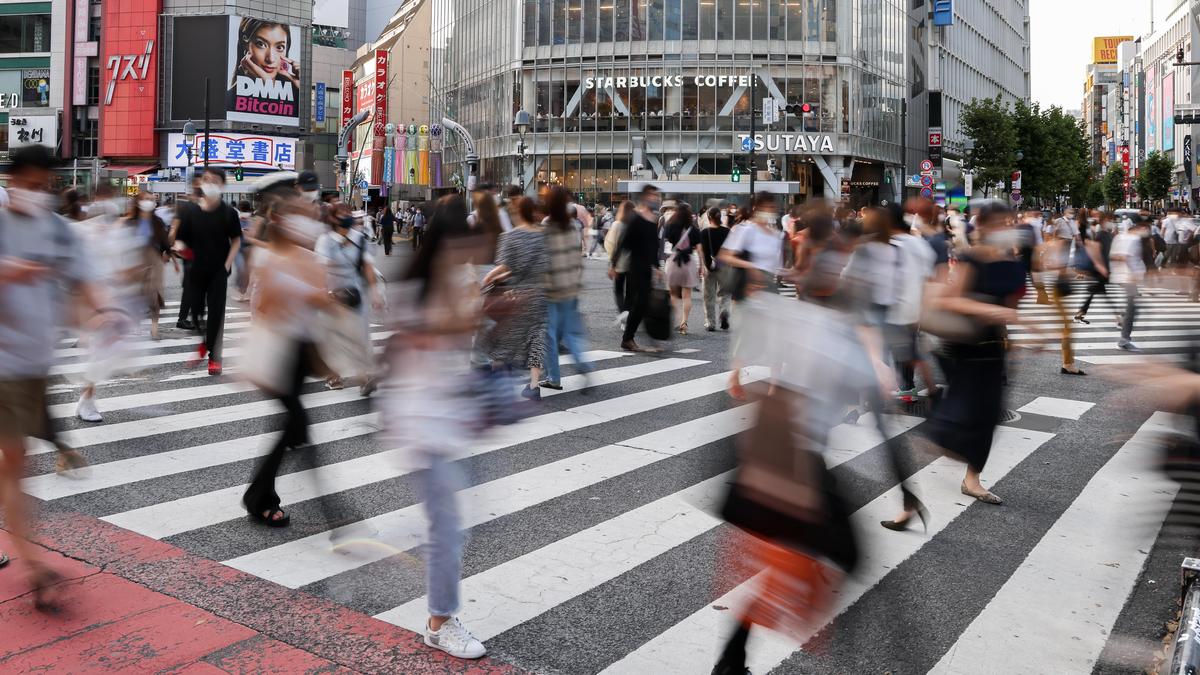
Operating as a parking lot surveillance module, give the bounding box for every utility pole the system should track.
[748,72,757,196]
[202,76,210,168]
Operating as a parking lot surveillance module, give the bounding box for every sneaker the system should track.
[208,359,223,376]
[76,396,102,423]
[538,380,563,390]
[520,385,541,400]
[425,617,487,659]
[613,310,629,329]
[1117,339,1142,352]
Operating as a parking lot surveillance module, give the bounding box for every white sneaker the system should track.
[424,616,486,659]
[612,310,629,329]
[76,396,102,423]
[1117,339,1142,352]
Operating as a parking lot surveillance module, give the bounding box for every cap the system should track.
[297,170,320,192]
[253,170,299,195]
[871,200,906,228]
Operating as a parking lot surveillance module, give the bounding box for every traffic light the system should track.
[233,166,244,182]
[785,102,813,116]
[731,166,741,183]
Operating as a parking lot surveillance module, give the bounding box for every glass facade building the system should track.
[431,0,906,205]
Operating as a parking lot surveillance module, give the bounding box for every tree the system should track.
[1084,180,1104,209]
[961,96,1018,198]
[1102,164,1126,208]
[1137,151,1174,205]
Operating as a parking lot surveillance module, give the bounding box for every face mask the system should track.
[301,189,319,203]
[8,187,56,214]
[138,200,155,212]
[200,183,221,201]
[644,198,662,212]
[983,229,1020,249]
[281,214,325,246]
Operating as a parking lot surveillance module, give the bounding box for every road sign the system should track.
[920,159,934,172]
[359,179,369,190]
[1010,190,1023,204]
[920,174,934,187]
[920,187,934,198]
[762,98,777,125]
[928,127,943,147]
[741,137,753,152]
[910,174,922,184]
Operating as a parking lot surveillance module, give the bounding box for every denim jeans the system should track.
[544,297,589,384]
[420,452,465,617]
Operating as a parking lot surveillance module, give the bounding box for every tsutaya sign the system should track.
[584,74,752,90]
[739,133,835,154]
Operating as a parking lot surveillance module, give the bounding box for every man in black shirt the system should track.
[614,185,664,352]
[699,206,731,331]
[170,169,242,375]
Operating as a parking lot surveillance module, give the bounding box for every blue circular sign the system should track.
[741,137,753,152]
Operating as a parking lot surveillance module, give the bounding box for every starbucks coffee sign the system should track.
[739,133,835,154]
[584,74,753,90]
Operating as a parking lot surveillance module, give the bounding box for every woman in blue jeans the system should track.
[384,196,491,660]
[540,186,591,390]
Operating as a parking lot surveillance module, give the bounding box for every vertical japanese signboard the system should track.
[373,49,388,138]
[315,82,326,123]
[341,69,353,128]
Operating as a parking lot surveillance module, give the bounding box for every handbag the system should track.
[643,282,673,341]
[481,281,525,322]
[719,251,751,301]
[919,283,986,343]
[331,232,368,308]
[720,387,859,572]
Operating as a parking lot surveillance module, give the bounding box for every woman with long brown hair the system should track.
[125,190,170,340]
[540,186,591,389]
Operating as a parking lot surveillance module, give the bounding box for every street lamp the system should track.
[182,120,197,184]
[514,109,531,193]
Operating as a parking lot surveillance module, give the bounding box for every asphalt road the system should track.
[26,238,1198,675]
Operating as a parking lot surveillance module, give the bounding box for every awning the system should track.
[109,164,159,176]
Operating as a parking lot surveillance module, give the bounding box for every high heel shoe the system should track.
[883,499,931,533]
[1073,313,1090,324]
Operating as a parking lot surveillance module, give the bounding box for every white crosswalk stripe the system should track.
[22,301,1187,674]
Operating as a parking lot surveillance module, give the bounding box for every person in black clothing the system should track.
[381,205,396,255]
[698,207,731,331]
[169,169,242,376]
[1074,212,1120,323]
[612,185,663,353]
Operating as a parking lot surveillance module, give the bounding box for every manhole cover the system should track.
[1000,409,1022,424]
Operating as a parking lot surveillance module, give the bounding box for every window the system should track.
[568,0,581,42]
[681,0,696,39]
[584,0,598,41]
[648,0,663,40]
[525,0,538,45]
[0,14,52,53]
[86,58,100,106]
[539,0,552,44]
[699,0,715,39]
[717,0,732,38]
[734,0,750,40]
[614,0,629,40]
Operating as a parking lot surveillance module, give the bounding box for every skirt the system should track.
[666,255,699,289]
[927,344,1006,472]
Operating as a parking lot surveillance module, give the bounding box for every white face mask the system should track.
[983,228,1020,249]
[138,200,155,212]
[200,183,221,201]
[8,187,56,215]
[281,214,325,246]
[301,189,320,203]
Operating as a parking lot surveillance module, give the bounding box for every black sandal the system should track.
[247,507,291,528]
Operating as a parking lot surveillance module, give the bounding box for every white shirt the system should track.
[722,221,784,273]
[1109,233,1145,284]
[887,233,936,325]
[1163,217,1179,244]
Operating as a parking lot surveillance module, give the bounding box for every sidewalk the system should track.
[1,510,520,674]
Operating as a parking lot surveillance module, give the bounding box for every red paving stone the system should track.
[204,634,359,674]
[5,511,524,674]
[0,602,256,673]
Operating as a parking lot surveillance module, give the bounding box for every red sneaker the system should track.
[186,344,208,369]
[207,359,222,376]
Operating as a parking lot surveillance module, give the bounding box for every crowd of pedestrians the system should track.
[2,144,1199,672]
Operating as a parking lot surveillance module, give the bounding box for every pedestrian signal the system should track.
[731,167,741,183]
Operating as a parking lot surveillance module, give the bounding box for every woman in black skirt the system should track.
[887,202,1025,526]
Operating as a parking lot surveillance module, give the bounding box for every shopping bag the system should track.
[643,286,673,341]
[241,320,295,394]
[317,306,373,378]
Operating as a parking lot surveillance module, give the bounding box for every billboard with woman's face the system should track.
[226,16,301,126]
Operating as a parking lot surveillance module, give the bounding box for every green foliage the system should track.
[1102,164,1126,208]
[1084,180,1104,209]
[964,99,1089,207]
[960,96,1017,198]
[1136,151,1174,204]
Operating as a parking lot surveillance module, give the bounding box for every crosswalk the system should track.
[1013,280,1200,365]
[25,301,1193,674]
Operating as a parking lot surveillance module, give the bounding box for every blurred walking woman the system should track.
[914,202,1024,508]
[126,191,170,340]
[385,196,490,660]
[664,203,700,334]
[242,191,333,527]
